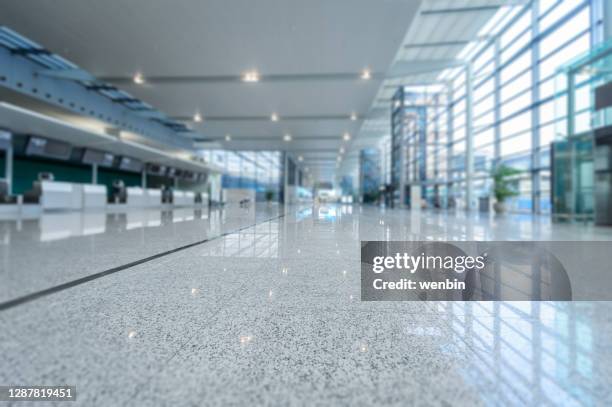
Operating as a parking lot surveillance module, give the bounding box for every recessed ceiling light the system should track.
[242,70,260,83]
[339,147,345,154]
[343,132,351,141]
[361,68,372,80]
[271,112,279,122]
[133,72,145,85]
[298,155,303,162]
[350,112,357,121]
[193,112,202,123]
[225,134,232,141]
[283,134,292,142]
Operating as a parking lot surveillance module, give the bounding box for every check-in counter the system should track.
[125,188,164,207]
[145,189,162,207]
[173,190,195,206]
[41,181,82,210]
[200,192,209,206]
[82,184,107,209]
[126,187,146,207]
[184,191,195,206]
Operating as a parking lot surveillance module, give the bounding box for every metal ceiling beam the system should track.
[11,48,51,56]
[0,46,192,149]
[98,72,384,85]
[207,135,347,141]
[171,114,363,122]
[134,110,166,119]
[404,40,471,48]
[420,5,502,15]
[36,68,95,81]
[404,36,493,48]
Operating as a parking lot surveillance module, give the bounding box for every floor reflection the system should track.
[199,219,280,258]
[0,205,275,304]
[437,301,603,406]
[0,204,610,405]
[0,208,222,243]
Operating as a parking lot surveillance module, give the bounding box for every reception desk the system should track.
[126,187,146,207]
[126,188,162,207]
[41,181,83,210]
[200,192,209,206]
[82,184,107,209]
[29,182,199,212]
[145,189,162,207]
[173,190,195,206]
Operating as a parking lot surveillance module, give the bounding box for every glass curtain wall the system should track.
[198,150,283,201]
[437,0,594,213]
[378,134,391,186]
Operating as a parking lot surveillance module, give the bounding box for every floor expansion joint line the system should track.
[0,213,285,312]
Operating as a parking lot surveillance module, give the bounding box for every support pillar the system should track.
[465,62,475,211]
[493,38,501,167]
[91,163,98,184]
[5,145,13,195]
[0,131,12,195]
[4,145,13,195]
[141,169,147,188]
[283,152,289,206]
[446,81,453,208]
[604,0,612,41]
[531,1,541,214]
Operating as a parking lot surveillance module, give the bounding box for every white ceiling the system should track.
[0,0,423,180]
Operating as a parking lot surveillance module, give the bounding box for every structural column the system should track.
[141,169,147,188]
[5,144,13,195]
[283,152,289,206]
[0,130,12,195]
[604,0,612,40]
[446,81,454,207]
[91,163,98,184]
[465,62,475,211]
[493,38,501,167]
[531,1,541,214]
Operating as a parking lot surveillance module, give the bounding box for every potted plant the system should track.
[492,165,521,214]
[265,190,274,206]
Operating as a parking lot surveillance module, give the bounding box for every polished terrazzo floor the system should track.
[1,204,611,406]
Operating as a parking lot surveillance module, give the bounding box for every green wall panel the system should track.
[10,157,144,196]
[13,157,91,194]
[0,153,5,178]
